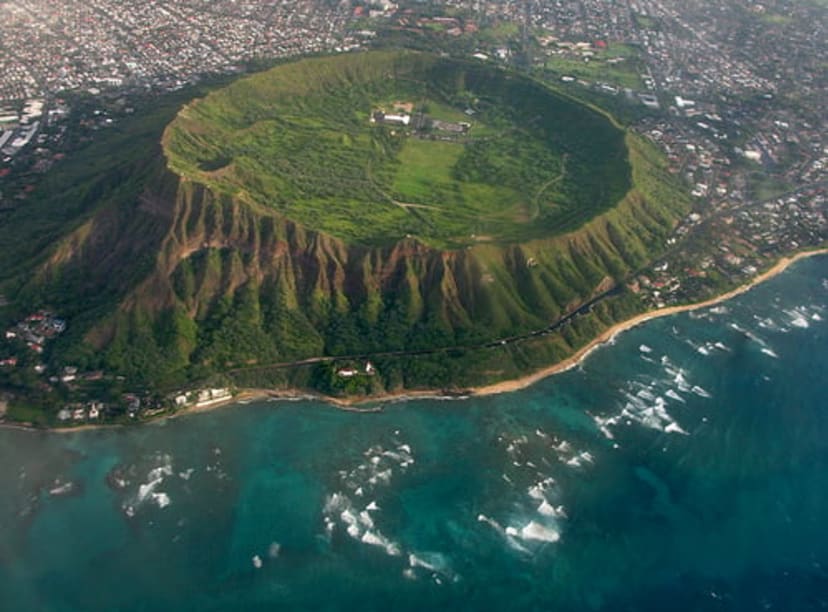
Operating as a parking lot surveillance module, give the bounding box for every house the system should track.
[193,387,231,407]
[210,388,231,400]
[372,111,410,126]
[125,395,141,414]
[337,368,358,378]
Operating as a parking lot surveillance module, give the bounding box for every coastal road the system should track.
[226,284,624,377]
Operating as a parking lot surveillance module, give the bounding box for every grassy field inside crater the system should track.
[164,51,632,248]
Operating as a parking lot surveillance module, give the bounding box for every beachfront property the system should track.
[172,387,233,409]
[55,400,105,422]
[197,388,232,407]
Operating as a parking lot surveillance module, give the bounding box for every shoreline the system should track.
[469,247,827,398]
[2,248,825,432]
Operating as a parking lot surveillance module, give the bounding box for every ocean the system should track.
[1,255,826,612]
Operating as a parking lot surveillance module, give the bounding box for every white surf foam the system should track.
[408,551,456,582]
[565,451,594,468]
[691,385,712,398]
[324,492,349,514]
[592,414,619,439]
[151,492,171,509]
[340,507,359,529]
[538,500,567,518]
[359,510,375,529]
[518,521,560,543]
[478,514,528,552]
[477,514,503,533]
[665,422,689,435]
[636,388,657,402]
[527,477,556,500]
[361,530,402,556]
[137,478,162,503]
[553,440,572,454]
[616,382,692,435]
[786,309,810,328]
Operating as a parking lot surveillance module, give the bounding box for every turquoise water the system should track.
[1,256,826,611]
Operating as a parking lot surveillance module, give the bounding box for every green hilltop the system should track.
[0,51,690,413]
[164,51,632,249]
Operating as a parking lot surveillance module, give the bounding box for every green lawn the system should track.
[759,13,793,25]
[543,55,645,90]
[633,14,660,30]
[423,100,474,123]
[391,138,534,245]
[394,138,463,201]
[479,22,520,42]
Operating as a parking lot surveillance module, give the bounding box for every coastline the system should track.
[469,248,828,398]
[136,247,828,409]
[2,248,825,432]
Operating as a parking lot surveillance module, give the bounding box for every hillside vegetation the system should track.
[1,51,690,400]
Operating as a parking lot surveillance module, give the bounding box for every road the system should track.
[227,284,623,377]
